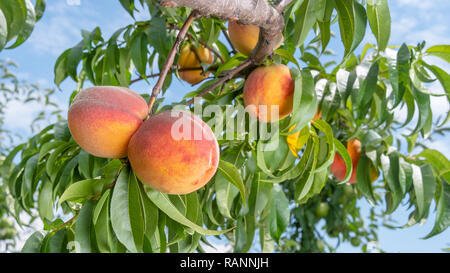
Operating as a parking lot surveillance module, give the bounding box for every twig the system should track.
[108,163,127,189]
[129,66,215,85]
[52,211,79,232]
[148,10,201,116]
[221,27,236,54]
[186,59,252,105]
[167,24,224,63]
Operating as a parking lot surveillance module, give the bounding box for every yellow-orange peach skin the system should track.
[178,45,214,85]
[228,20,260,56]
[243,64,294,123]
[127,110,220,195]
[68,86,148,159]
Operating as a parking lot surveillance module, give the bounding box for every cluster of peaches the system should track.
[68,21,376,196]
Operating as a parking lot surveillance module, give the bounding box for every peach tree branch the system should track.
[158,0,292,63]
[148,10,201,115]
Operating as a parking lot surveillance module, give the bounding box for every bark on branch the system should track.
[159,0,292,63]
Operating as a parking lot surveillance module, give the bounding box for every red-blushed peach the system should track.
[178,44,214,85]
[67,86,148,159]
[243,64,294,123]
[330,139,378,184]
[228,20,260,56]
[127,110,220,195]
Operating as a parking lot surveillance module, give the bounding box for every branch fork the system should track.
[147,0,292,114]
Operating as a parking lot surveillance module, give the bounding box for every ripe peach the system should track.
[330,139,378,184]
[127,110,220,195]
[228,20,260,56]
[178,44,214,85]
[67,86,148,159]
[243,64,294,123]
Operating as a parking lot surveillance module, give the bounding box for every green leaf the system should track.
[0,9,7,51]
[0,0,26,43]
[6,0,36,49]
[119,0,135,18]
[2,143,25,180]
[269,184,290,242]
[93,189,112,253]
[130,32,148,77]
[392,43,411,107]
[426,45,450,63]
[147,190,233,236]
[287,69,317,133]
[59,178,108,205]
[424,181,450,238]
[421,61,450,103]
[34,0,46,21]
[334,0,355,56]
[367,0,391,51]
[381,153,403,214]
[137,182,159,240]
[410,85,431,136]
[295,136,319,202]
[356,154,376,205]
[293,0,319,47]
[21,232,44,253]
[412,164,436,220]
[38,180,54,221]
[74,200,95,253]
[67,42,84,82]
[217,159,246,205]
[54,49,70,86]
[48,229,68,253]
[357,61,379,117]
[274,48,301,70]
[22,154,38,197]
[215,168,239,219]
[110,166,138,252]
[234,214,256,253]
[418,149,450,176]
[349,1,367,54]
[128,171,145,252]
[311,120,335,172]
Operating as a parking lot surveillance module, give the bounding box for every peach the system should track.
[228,20,260,56]
[67,86,148,159]
[243,64,294,123]
[178,44,214,85]
[330,139,378,184]
[127,110,220,195]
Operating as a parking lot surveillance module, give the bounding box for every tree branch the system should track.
[186,59,252,105]
[221,27,236,54]
[159,0,291,64]
[130,66,217,85]
[148,10,201,115]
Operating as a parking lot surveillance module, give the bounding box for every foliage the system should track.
[0,0,46,52]
[1,0,449,253]
[0,58,62,251]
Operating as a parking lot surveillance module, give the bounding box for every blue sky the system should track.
[1,0,450,252]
